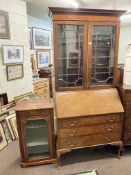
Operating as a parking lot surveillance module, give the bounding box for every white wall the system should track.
[28,15,51,30]
[0,0,33,101]
[118,24,131,64]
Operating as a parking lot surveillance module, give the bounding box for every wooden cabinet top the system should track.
[48,7,126,17]
[55,88,124,118]
[15,99,53,111]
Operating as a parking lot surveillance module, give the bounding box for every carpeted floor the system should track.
[0,140,131,175]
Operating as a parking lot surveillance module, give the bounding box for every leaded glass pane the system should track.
[57,25,84,88]
[91,25,116,86]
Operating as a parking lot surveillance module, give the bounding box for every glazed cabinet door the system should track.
[54,22,87,91]
[89,22,119,87]
[21,116,52,161]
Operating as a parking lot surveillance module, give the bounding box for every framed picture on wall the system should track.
[6,64,24,81]
[36,50,50,68]
[0,10,10,39]
[28,27,33,49]
[33,28,51,49]
[2,45,24,64]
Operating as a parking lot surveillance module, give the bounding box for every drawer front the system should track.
[123,131,131,144]
[34,81,49,89]
[58,114,122,128]
[18,109,49,117]
[126,91,131,104]
[59,132,121,149]
[125,105,131,117]
[124,118,131,130]
[59,122,122,138]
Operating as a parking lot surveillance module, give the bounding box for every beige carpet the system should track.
[0,140,131,175]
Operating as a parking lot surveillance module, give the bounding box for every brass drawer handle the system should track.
[106,117,115,122]
[105,136,113,142]
[40,112,45,115]
[105,124,114,131]
[67,130,76,136]
[67,140,76,147]
[70,120,77,126]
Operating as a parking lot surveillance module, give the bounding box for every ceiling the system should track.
[25,0,131,23]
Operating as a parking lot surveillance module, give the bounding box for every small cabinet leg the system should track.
[57,150,61,170]
[118,141,124,158]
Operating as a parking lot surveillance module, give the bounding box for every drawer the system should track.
[125,105,131,117]
[34,81,49,89]
[59,122,122,138]
[123,131,131,144]
[126,91,131,104]
[124,118,131,130]
[58,114,122,128]
[18,109,49,117]
[59,132,121,149]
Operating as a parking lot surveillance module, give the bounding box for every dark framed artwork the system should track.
[0,10,10,39]
[0,93,8,107]
[69,52,79,67]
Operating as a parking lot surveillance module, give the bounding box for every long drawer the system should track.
[59,132,121,149]
[58,122,122,138]
[58,114,122,128]
[18,109,49,117]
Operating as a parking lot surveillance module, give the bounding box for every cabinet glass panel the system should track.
[25,119,49,160]
[91,25,116,86]
[57,24,84,88]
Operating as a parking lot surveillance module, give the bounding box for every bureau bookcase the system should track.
[49,8,125,163]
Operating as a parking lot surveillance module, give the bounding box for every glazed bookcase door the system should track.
[89,22,119,87]
[23,118,51,161]
[54,22,87,91]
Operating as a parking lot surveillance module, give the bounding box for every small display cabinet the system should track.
[15,99,57,167]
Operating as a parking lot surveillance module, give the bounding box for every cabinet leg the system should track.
[57,150,61,170]
[118,141,124,159]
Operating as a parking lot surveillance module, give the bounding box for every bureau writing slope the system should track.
[15,99,57,167]
[49,7,125,163]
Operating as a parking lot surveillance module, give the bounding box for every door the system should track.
[89,22,119,87]
[22,117,51,161]
[54,21,87,91]
[54,21,119,91]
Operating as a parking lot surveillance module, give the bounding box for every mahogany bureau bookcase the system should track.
[49,7,125,162]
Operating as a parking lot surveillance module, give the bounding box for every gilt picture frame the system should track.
[14,92,33,104]
[0,123,7,150]
[6,64,24,81]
